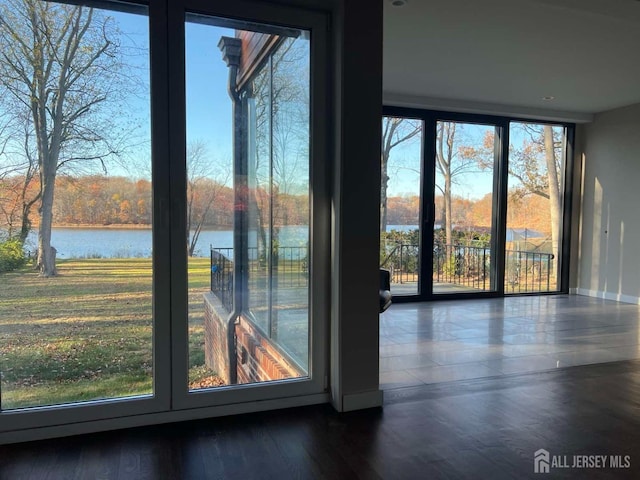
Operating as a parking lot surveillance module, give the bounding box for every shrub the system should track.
[0,238,27,273]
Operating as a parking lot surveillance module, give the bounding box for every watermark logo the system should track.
[534,449,631,474]
[534,449,550,474]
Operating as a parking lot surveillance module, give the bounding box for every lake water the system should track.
[16,224,409,259]
[23,226,309,259]
[16,224,542,258]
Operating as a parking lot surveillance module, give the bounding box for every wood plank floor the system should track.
[2,360,640,479]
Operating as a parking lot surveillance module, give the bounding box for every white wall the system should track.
[577,103,640,303]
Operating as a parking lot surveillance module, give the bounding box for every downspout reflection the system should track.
[218,36,243,385]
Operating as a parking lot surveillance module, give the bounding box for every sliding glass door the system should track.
[505,122,569,294]
[380,116,423,296]
[432,121,498,295]
[182,9,321,402]
[172,0,328,410]
[381,109,573,301]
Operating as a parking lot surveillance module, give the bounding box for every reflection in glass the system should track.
[186,17,310,390]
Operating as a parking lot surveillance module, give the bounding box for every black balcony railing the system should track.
[433,244,492,291]
[504,249,556,293]
[382,243,419,285]
[210,246,308,309]
[210,247,234,311]
[383,243,555,293]
[267,246,308,288]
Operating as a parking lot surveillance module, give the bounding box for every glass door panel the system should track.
[0,1,153,409]
[505,122,567,293]
[184,16,235,391]
[433,121,497,294]
[380,116,423,296]
[185,14,311,390]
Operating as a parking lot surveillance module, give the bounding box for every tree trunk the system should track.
[543,125,561,276]
[19,205,32,244]
[444,173,453,256]
[186,181,195,255]
[37,170,57,276]
[188,234,196,257]
[380,155,389,234]
[189,216,204,256]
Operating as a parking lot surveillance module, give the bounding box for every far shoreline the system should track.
[50,224,234,230]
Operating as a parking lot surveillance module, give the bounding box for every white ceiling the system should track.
[383,0,640,120]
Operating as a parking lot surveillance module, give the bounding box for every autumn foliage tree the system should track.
[53,175,153,225]
[475,124,565,262]
[508,124,564,261]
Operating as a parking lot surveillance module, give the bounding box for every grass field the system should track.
[0,257,216,409]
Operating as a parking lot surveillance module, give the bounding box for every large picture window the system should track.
[0,0,153,410]
[381,109,574,300]
[0,0,328,440]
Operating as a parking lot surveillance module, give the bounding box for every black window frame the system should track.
[383,106,575,302]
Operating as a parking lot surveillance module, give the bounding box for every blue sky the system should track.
[185,22,234,162]
[387,123,495,200]
[108,10,234,178]
[113,10,505,199]
[113,10,558,201]
[386,122,565,200]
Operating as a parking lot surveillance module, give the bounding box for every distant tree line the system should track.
[385,192,553,236]
[1,174,310,230]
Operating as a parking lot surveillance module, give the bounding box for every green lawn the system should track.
[0,257,216,409]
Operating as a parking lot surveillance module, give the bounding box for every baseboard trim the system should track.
[575,288,640,305]
[341,390,383,412]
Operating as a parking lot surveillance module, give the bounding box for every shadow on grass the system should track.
[1,373,152,410]
[0,258,214,409]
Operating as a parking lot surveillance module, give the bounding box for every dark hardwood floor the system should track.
[2,360,640,479]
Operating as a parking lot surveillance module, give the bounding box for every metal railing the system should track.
[210,246,308,308]
[433,244,492,291]
[382,243,420,285]
[383,243,555,293]
[268,246,308,288]
[210,248,234,311]
[505,249,556,293]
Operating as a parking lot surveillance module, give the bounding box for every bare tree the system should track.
[380,117,421,233]
[435,122,481,250]
[0,0,132,276]
[187,140,230,256]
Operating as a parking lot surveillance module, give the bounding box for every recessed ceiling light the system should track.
[389,0,408,6]
[542,96,555,101]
